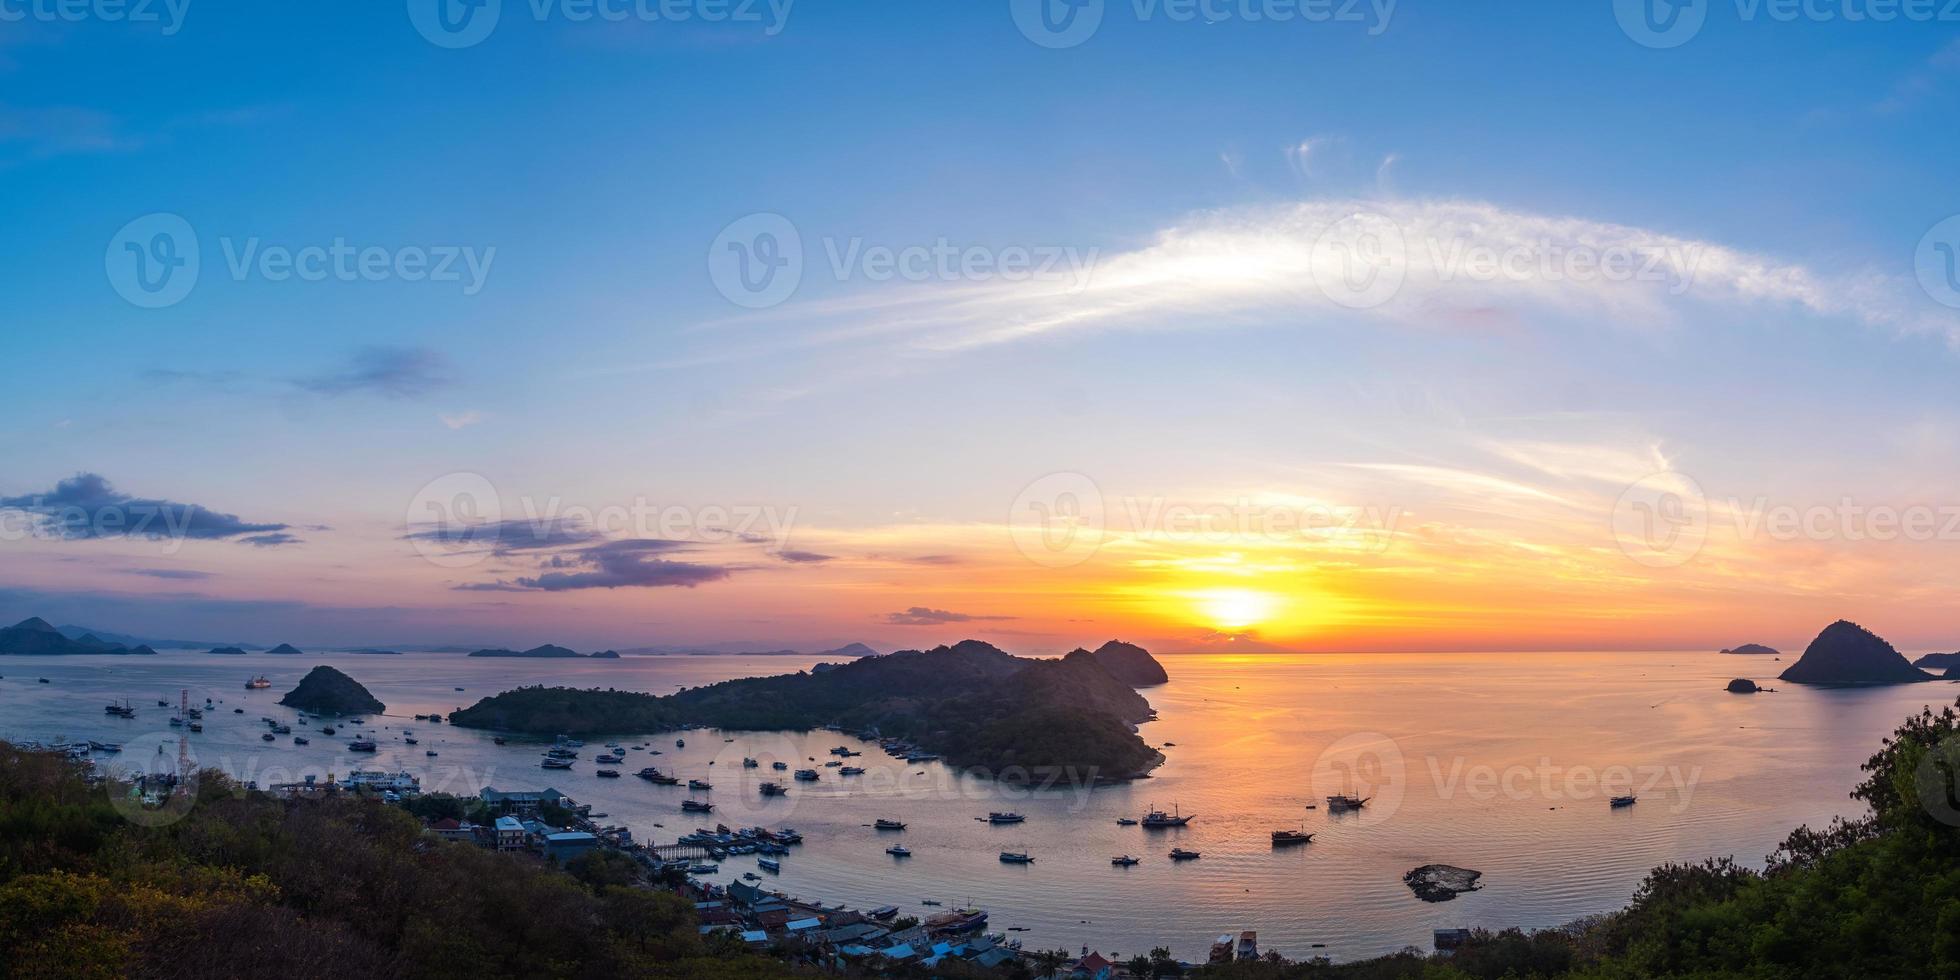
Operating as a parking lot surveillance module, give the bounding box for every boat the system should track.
[840,766,866,776]
[1326,795,1370,811]
[758,781,788,796]
[493,737,506,745]
[757,857,781,872]
[292,736,308,745]
[874,819,907,831]
[233,708,244,714]
[681,799,715,812]
[986,812,1025,824]
[771,761,788,770]
[426,750,438,757]
[638,768,681,785]
[1272,830,1315,845]
[541,758,573,770]
[187,723,202,733]
[404,737,418,745]
[793,769,820,781]
[1112,855,1140,866]
[169,717,185,728]
[998,851,1034,864]
[595,752,623,764]
[687,864,718,875]
[742,757,759,768]
[1610,794,1638,808]
[546,748,578,759]
[886,845,911,857]
[1116,817,1139,826]
[245,675,271,690]
[869,906,899,920]
[348,739,377,752]
[923,908,988,933]
[321,725,336,735]
[1142,804,1194,827]
[688,779,713,790]
[87,741,122,753]
[597,769,620,778]
[676,738,685,748]
[103,701,136,718]
[921,899,942,907]
[1170,847,1201,860]
[261,732,276,742]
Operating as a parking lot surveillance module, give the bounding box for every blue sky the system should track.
[4,2,1960,652]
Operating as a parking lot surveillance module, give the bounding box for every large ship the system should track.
[924,908,989,934]
[245,675,272,690]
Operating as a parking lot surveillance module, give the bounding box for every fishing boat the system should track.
[638,768,680,785]
[321,725,336,735]
[261,732,276,742]
[547,747,578,759]
[840,766,866,776]
[687,863,718,875]
[1141,804,1193,827]
[886,845,911,857]
[793,769,820,781]
[596,753,623,764]
[348,739,378,752]
[986,811,1026,824]
[103,700,136,718]
[1271,830,1315,845]
[869,906,899,920]
[676,738,685,748]
[404,737,418,745]
[923,908,988,933]
[292,736,309,745]
[998,850,1034,864]
[1169,847,1202,861]
[493,736,506,745]
[688,778,714,790]
[187,723,202,733]
[1112,855,1140,866]
[1326,795,1370,811]
[87,741,122,753]
[758,857,782,872]
[1116,817,1139,826]
[426,750,438,757]
[681,799,715,813]
[758,781,788,796]
[874,818,907,830]
[597,769,620,778]
[541,757,573,770]
[1610,794,1638,808]
[246,675,271,690]
[742,757,759,768]
[771,760,788,770]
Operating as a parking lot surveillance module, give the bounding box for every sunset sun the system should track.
[1192,588,1280,631]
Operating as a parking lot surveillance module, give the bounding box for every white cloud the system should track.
[439,410,485,430]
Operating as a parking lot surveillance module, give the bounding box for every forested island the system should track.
[279,665,386,715]
[450,639,1166,781]
[468,644,621,659]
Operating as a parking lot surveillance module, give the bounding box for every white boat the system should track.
[886,845,911,857]
[757,857,781,872]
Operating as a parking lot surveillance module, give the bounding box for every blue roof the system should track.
[495,816,523,831]
[545,832,597,843]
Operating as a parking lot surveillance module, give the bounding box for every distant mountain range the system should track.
[3,618,158,656]
[56,624,261,651]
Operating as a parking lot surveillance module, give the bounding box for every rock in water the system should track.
[1089,640,1169,686]
[1404,864,1482,902]
[1726,678,1759,694]
[279,666,385,715]
[1720,643,1779,655]
[1778,621,1932,685]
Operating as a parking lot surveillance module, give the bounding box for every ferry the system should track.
[246,676,271,690]
[758,781,788,796]
[1271,830,1315,845]
[681,799,715,813]
[1169,847,1202,860]
[874,819,907,831]
[1112,855,1140,866]
[1141,804,1194,827]
[886,845,911,857]
[541,758,573,770]
[1610,794,1638,808]
[998,851,1034,864]
[986,812,1026,824]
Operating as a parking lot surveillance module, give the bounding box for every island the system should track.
[265,643,304,655]
[1404,864,1483,902]
[278,666,385,715]
[450,639,1167,783]
[207,646,249,656]
[1088,639,1169,686]
[1912,651,1960,670]
[1726,678,1760,694]
[1778,621,1933,685]
[344,649,403,656]
[0,617,158,656]
[468,644,618,659]
[1720,643,1780,656]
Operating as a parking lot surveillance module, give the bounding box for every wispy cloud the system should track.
[439,410,485,430]
[296,347,450,399]
[885,606,1017,626]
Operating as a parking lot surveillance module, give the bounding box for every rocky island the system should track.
[467,644,619,659]
[1779,621,1933,685]
[0,617,158,656]
[279,666,385,715]
[450,639,1169,783]
[1088,639,1170,685]
[1726,678,1760,693]
[1404,864,1483,902]
[1720,643,1780,656]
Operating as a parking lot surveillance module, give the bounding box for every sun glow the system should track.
[1192,588,1280,631]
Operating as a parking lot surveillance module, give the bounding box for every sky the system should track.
[5,1,1960,654]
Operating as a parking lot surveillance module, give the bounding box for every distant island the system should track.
[467,644,620,659]
[207,646,249,656]
[1720,643,1780,656]
[279,666,385,715]
[1779,621,1933,685]
[1913,651,1960,670]
[0,617,157,656]
[265,643,304,655]
[343,649,403,656]
[451,639,1168,782]
[56,623,260,651]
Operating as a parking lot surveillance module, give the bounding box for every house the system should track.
[481,787,568,815]
[785,917,822,937]
[1071,951,1115,979]
[428,817,480,843]
[493,816,526,851]
[542,831,599,861]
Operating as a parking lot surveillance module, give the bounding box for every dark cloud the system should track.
[0,474,293,543]
[402,517,602,556]
[295,346,449,399]
[241,532,301,548]
[124,568,214,581]
[775,549,835,564]
[458,538,731,593]
[885,606,1017,626]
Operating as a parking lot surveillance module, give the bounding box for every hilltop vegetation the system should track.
[451,640,1164,781]
[0,744,796,980]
